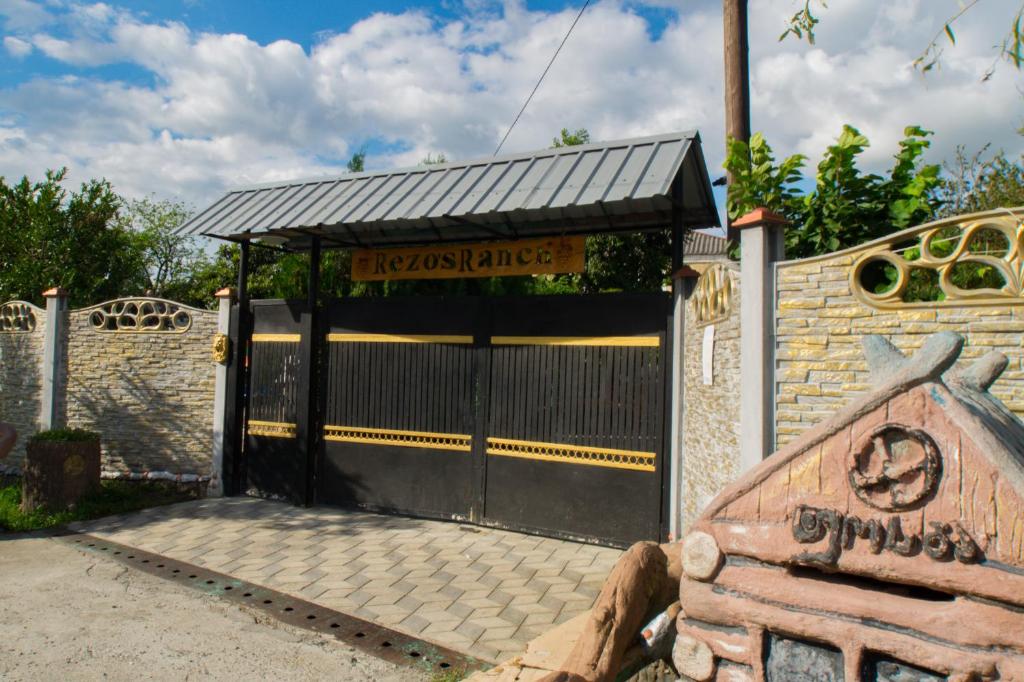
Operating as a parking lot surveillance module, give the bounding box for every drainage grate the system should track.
[58,533,485,675]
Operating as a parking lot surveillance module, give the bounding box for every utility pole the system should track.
[723,0,751,239]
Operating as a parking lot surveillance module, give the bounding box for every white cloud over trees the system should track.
[0,0,1020,208]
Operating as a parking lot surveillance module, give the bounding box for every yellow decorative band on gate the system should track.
[486,437,656,472]
[324,425,472,451]
[328,333,473,344]
[489,335,660,347]
[248,420,298,438]
[252,333,301,343]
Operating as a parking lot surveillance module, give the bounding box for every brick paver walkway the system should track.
[71,497,621,663]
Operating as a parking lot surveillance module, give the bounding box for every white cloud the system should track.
[0,0,1020,214]
[2,34,30,56]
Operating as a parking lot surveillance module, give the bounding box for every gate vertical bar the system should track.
[470,297,491,523]
[224,240,251,496]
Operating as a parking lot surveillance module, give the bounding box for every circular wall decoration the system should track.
[849,424,941,511]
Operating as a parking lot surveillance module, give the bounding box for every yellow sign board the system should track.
[351,236,585,282]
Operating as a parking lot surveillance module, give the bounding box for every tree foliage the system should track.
[724,125,942,258]
[0,168,146,307]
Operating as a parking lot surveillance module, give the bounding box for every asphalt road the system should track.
[0,534,429,681]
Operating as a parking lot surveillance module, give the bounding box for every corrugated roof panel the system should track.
[448,162,511,217]
[295,180,358,227]
[574,146,629,206]
[636,139,688,198]
[176,130,718,244]
[386,168,447,220]
[428,164,489,218]
[474,158,533,214]
[247,184,309,232]
[492,156,551,213]
[177,190,244,235]
[275,181,337,228]
[522,153,580,211]
[318,175,387,225]
[549,148,605,207]
[349,172,413,223]
[409,168,462,219]
[217,188,280,235]
[369,171,430,222]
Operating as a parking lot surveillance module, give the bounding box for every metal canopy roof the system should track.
[178,130,719,251]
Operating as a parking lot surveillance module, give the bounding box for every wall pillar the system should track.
[210,287,234,496]
[39,287,68,431]
[737,209,787,471]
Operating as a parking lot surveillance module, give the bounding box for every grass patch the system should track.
[0,480,196,532]
[430,669,468,682]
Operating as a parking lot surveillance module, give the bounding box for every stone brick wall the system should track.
[775,247,1024,449]
[63,299,218,477]
[0,302,46,469]
[681,265,742,527]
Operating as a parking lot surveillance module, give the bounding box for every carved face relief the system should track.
[849,424,941,512]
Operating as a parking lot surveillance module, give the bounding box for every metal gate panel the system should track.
[244,301,310,504]
[482,294,669,546]
[319,298,480,520]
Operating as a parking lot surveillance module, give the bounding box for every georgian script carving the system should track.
[850,424,941,511]
[791,504,980,568]
[88,299,192,333]
[0,302,36,332]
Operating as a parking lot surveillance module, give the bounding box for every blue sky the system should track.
[0,0,1021,215]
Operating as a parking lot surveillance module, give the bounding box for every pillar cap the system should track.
[672,265,702,280]
[41,287,68,298]
[733,208,789,229]
[214,287,236,300]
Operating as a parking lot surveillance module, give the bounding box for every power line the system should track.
[493,0,591,156]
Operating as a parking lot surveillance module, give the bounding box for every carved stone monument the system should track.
[676,332,1024,681]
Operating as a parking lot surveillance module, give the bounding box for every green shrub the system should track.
[29,428,100,444]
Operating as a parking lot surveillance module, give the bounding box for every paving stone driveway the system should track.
[71,497,622,663]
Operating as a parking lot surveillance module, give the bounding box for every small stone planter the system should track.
[22,434,101,512]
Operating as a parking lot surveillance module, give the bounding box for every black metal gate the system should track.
[482,295,669,544]
[237,293,670,545]
[315,293,669,546]
[243,300,314,504]
[319,297,481,519]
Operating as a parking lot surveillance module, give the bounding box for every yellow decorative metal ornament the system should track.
[692,264,735,327]
[212,334,231,364]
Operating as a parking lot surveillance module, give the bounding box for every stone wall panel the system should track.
[0,302,45,468]
[64,299,216,477]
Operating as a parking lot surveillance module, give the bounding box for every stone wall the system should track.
[681,264,742,526]
[62,298,218,478]
[0,302,46,469]
[774,209,1024,448]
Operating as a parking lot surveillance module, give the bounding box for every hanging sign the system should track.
[351,236,586,282]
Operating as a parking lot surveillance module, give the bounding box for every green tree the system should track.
[724,125,942,258]
[121,197,202,301]
[0,168,147,307]
[551,128,591,148]
[937,145,1024,216]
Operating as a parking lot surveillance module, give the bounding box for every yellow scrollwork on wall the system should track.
[851,209,1024,309]
[212,334,230,364]
[692,264,735,327]
[87,298,193,333]
[0,302,37,332]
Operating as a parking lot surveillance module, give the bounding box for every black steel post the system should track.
[224,240,251,495]
[302,237,322,506]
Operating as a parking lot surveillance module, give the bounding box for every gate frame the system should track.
[223,177,693,544]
